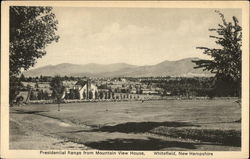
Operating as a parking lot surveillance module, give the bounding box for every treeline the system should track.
[63,90,115,100]
[141,77,240,97]
[29,90,51,100]
[19,74,240,97]
[19,74,83,82]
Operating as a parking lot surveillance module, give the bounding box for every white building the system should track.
[78,81,98,100]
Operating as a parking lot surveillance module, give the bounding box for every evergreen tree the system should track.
[20,73,26,81]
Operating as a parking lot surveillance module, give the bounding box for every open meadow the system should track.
[10,99,241,151]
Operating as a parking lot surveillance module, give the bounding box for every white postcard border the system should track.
[1,1,249,159]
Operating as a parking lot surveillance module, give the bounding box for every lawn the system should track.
[10,99,241,150]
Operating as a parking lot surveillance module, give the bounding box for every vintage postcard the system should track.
[1,1,249,159]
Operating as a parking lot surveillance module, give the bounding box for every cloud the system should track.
[42,20,213,67]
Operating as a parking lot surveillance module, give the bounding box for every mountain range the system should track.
[23,57,212,77]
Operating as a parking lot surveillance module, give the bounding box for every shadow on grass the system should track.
[151,127,241,147]
[196,121,241,124]
[60,121,199,134]
[61,121,240,147]
[11,110,49,114]
[84,137,196,150]
[93,121,199,133]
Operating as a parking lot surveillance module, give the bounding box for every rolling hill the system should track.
[23,63,137,77]
[23,58,212,77]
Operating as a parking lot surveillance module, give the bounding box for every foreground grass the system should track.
[150,126,241,147]
[10,99,241,150]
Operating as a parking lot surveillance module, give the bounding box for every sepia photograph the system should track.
[1,1,249,159]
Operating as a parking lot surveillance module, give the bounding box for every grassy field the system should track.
[10,99,241,150]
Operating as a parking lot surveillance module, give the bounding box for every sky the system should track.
[33,7,241,69]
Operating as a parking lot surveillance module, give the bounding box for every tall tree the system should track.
[50,76,65,111]
[192,11,242,97]
[9,6,59,104]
